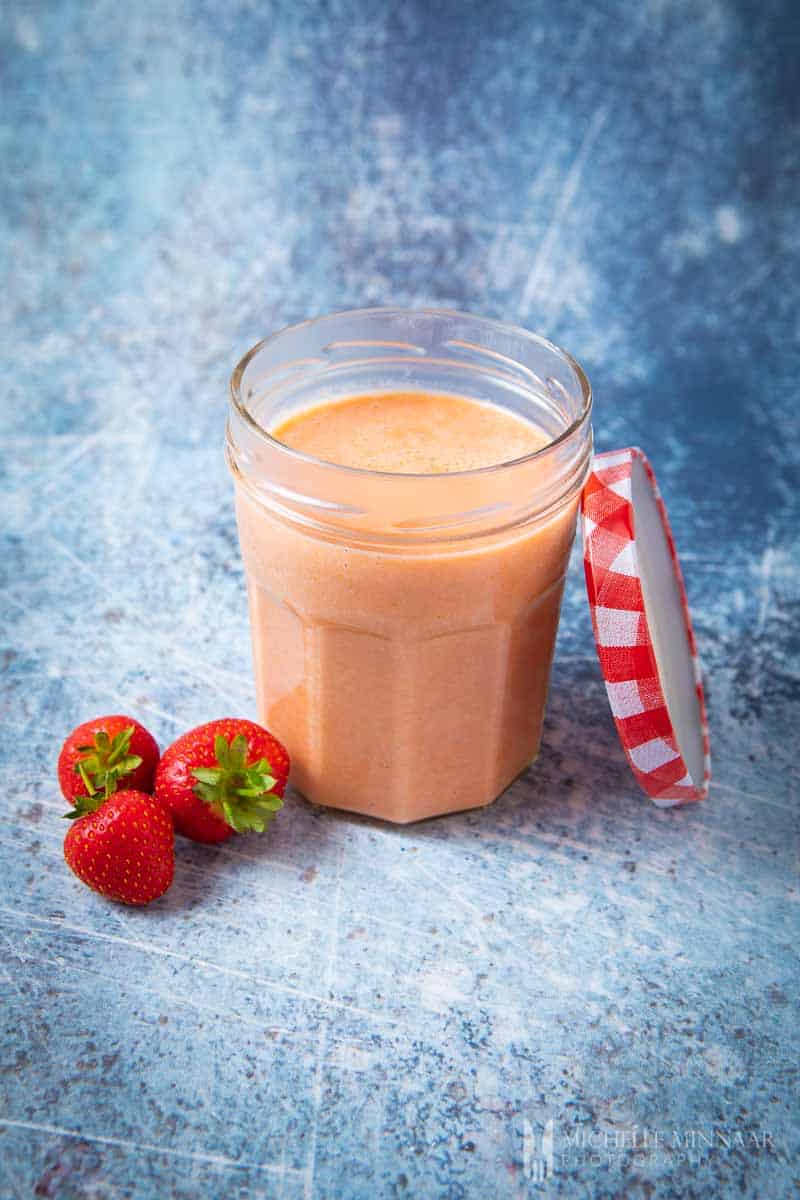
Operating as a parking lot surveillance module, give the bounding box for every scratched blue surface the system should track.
[1,2,799,1197]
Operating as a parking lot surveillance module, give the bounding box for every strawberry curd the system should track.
[232,380,587,821]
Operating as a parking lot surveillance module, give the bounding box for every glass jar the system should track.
[226,309,592,822]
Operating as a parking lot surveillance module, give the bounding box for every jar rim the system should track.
[229,307,592,481]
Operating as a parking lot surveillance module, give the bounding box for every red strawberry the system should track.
[58,715,159,811]
[155,719,289,843]
[63,789,174,906]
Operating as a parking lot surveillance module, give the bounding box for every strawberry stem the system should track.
[191,734,283,834]
[64,724,143,819]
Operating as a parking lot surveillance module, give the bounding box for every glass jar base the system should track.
[285,753,540,824]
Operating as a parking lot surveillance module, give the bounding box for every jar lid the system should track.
[581,448,711,806]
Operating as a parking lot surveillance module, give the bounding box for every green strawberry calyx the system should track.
[64,725,143,818]
[191,733,283,834]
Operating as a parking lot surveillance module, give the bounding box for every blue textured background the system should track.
[1,2,798,1197]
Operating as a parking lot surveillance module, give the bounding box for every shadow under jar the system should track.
[226,309,592,822]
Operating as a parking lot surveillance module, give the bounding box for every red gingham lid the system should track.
[581,448,711,806]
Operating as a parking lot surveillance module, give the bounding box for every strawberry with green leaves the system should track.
[63,789,174,906]
[58,715,160,811]
[155,718,290,843]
